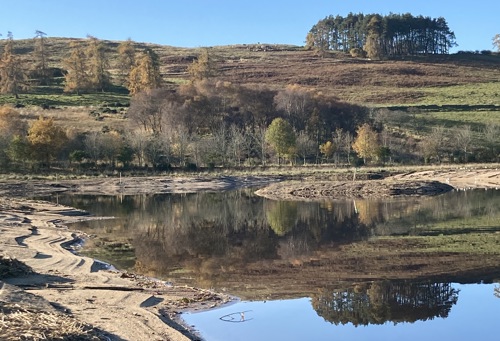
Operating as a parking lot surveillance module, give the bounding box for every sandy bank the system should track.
[255,166,500,201]
[0,198,231,341]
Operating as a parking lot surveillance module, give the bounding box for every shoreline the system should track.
[0,197,232,341]
[1,166,499,340]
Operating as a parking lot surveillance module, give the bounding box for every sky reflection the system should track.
[182,283,499,341]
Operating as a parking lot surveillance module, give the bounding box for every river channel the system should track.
[52,188,500,340]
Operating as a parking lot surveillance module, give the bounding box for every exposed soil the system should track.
[255,167,500,201]
[0,198,231,341]
[255,180,454,201]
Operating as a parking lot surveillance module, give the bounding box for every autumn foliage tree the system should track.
[27,116,68,166]
[128,48,162,94]
[0,33,29,98]
[86,35,111,92]
[187,48,217,81]
[319,141,334,163]
[352,123,379,164]
[63,41,88,94]
[117,38,136,86]
[364,15,383,59]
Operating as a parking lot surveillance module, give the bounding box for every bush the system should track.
[350,48,367,58]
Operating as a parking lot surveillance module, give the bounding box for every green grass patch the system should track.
[417,110,500,127]
[414,233,500,254]
[0,92,130,107]
[417,83,500,106]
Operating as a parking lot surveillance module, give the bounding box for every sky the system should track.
[2,0,499,52]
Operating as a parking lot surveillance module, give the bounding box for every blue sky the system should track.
[2,0,498,52]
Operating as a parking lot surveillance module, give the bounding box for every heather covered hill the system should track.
[1,37,499,107]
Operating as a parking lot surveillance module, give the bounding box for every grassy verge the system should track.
[0,92,130,107]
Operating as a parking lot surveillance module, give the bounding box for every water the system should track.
[51,188,500,340]
[183,283,500,341]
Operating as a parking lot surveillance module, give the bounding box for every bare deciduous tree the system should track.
[274,84,310,130]
[420,126,447,163]
[33,30,50,85]
[296,131,316,165]
[483,123,499,162]
[453,125,473,162]
[128,89,180,136]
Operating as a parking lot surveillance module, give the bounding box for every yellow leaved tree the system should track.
[27,116,67,166]
[352,123,379,164]
[0,34,29,98]
[127,48,162,95]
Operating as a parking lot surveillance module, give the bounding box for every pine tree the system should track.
[0,33,29,98]
[127,48,162,94]
[63,41,89,94]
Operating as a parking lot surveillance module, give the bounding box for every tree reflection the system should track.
[312,281,459,326]
[266,201,298,236]
[57,188,500,294]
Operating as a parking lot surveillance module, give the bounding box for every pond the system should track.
[182,283,500,341]
[51,188,500,340]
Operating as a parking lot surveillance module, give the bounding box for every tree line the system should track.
[1,96,497,173]
[0,33,165,97]
[306,13,457,58]
[0,80,375,171]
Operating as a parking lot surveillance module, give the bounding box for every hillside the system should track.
[0,37,498,170]
[3,37,500,108]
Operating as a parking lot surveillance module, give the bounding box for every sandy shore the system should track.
[0,198,232,341]
[0,166,499,340]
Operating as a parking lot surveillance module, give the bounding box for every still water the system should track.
[52,188,500,340]
[183,283,500,341]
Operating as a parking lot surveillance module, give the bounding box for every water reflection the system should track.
[182,283,499,341]
[313,281,459,326]
[56,189,500,299]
